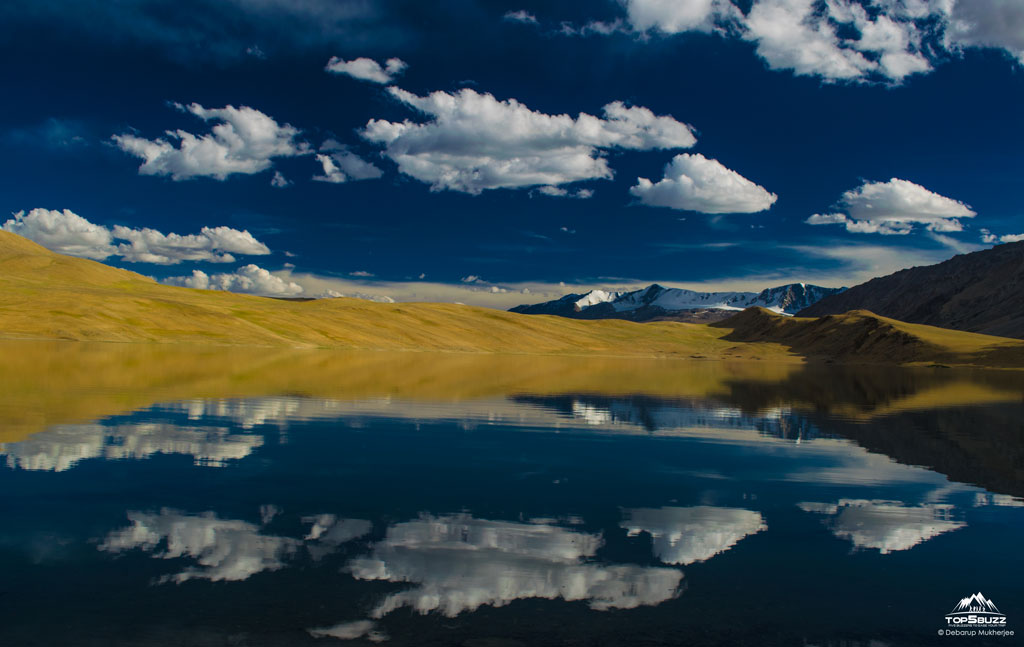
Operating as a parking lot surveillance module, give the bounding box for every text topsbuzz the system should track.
[939,592,1014,638]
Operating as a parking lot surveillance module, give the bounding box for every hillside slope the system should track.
[797,241,1024,338]
[2,230,1023,367]
[0,231,783,357]
[715,308,1024,368]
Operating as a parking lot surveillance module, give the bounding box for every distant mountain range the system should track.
[510,283,844,322]
[798,241,1024,339]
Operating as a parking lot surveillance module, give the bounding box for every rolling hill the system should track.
[0,230,783,357]
[2,230,1023,368]
[797,241,1024,338]
[714,307,1024,367]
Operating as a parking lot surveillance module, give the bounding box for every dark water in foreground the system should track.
[0,344,1022,646]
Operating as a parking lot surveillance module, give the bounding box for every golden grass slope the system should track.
[0,231,789,357]
[2,230,1024,366]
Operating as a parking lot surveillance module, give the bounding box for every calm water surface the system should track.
[0,343,1022,646]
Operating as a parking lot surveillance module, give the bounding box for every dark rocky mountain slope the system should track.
[797,241,1024,339]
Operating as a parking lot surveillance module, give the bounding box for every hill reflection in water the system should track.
[2,340,1021,496]
[1,341,1022,645]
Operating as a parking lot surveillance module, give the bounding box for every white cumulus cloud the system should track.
[614,0,1024,83]
[112,225,270,264]
[624,0,740,34]
[535,185,594,199]
[3,208,271,264]
[805,178,976,235]
[270,171,291,188]
[629,153,778,214]
[113,102,309,180]
[313,154,347,183]
[164,265,304,296]
[316,289,395,302]
[361,87,696,193]
[313,147,383,184]
[503,10,539,24]
[805,212,848,225]
[1,208,114,259]
[980,228,1024,244]
[743,0,874,81]
[945,0,1024,64]
[324,56,408,84]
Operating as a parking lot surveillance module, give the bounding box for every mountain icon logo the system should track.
[949,592,1002,615]
[944,592,1009,628]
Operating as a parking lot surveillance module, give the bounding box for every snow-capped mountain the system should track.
[510,283,844,322]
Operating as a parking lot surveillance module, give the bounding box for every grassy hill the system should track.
[0,230,786,358]
[715,306,1024,368]
[2,230,1024,367]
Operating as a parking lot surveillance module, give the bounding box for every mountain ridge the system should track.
[511,282,845,323]
[797,241,1024,339]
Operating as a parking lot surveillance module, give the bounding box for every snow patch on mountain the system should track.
[574,289,622,309]
[516,283,845,319]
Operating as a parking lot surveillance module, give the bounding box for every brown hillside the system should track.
[714,307,1024,368]
[797,240,1024,338]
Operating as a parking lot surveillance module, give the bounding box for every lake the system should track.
[1,342,1022,646]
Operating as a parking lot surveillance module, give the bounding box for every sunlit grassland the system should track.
[2,230,1023,369]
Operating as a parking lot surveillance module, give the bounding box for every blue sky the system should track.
[1,0,1022,307]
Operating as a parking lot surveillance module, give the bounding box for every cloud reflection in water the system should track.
[99,509,300,583]
[621,506,767,565]
[798,499,965,554]
[1,422,262,471]
[345,513,683,618]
